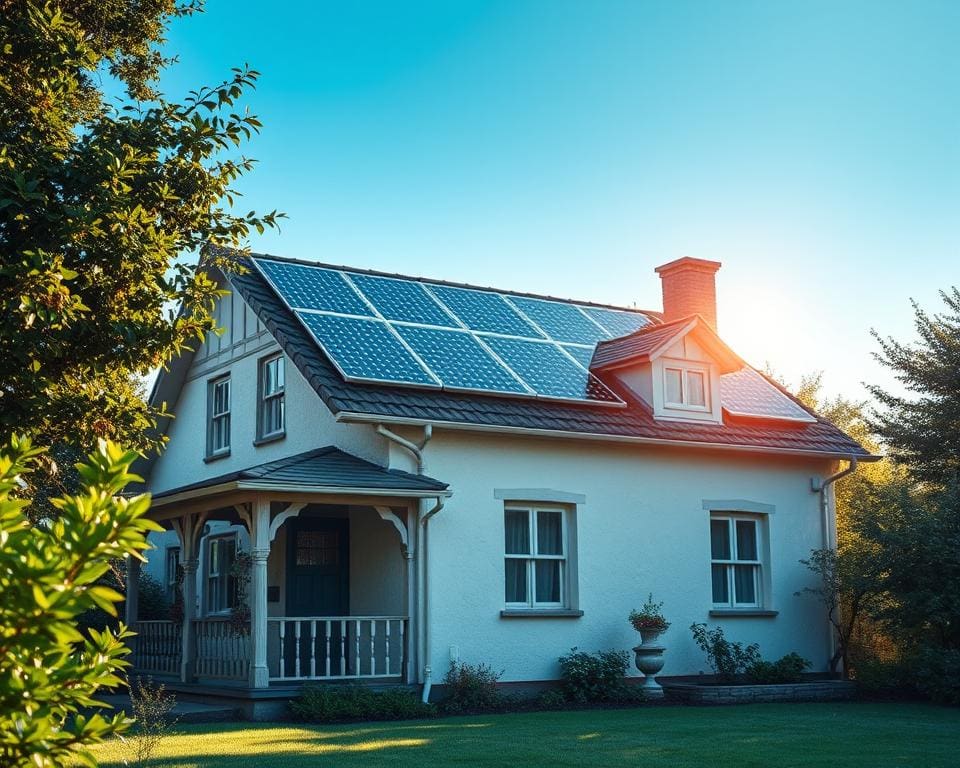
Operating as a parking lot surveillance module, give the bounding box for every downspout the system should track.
[419,497,444,703]
[376,423,440,701]
[811,457,858,550]
[811,456,859,676]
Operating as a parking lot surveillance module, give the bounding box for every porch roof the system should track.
[152,446,449,505]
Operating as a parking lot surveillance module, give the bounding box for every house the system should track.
[129,254,873,718]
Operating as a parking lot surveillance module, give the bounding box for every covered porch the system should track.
[126,448,448,692]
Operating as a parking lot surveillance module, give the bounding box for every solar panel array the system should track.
[719,369,817,423]
[254,258,652,406]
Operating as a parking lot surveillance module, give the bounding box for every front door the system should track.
[283,517,350,677]
[286,517,349,617]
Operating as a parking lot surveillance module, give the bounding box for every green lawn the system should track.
[92,702,960,767]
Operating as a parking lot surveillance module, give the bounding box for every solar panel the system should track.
[256,259,373,317]
[349,272,454,327]
[720,369,817,422]
[483,336,623,404]
[427,284,543,338]
[295,311,439,387]
[582,306,650,338]
[560,344,596,369]
[508,296,610,345]
[394,325,530,395]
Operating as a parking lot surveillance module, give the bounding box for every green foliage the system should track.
[911,648,960,705]
[535,689,567,710]
[138,573,172,622]
[689,624,761,683]
[440,661,507,713]
[557,648,632,703]
[628,593,670,633]
[868,288,960,485]
[745,653,811,685]
[290,685,435,723]
[0,1,282,468]
[128,677,179,767]
[0,437,160,767]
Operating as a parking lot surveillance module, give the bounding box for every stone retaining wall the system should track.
[663,680,856,705]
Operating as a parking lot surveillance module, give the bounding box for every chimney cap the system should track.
[655,256,722,276]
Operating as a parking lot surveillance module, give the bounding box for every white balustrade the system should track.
[268,616,407,682]
[194,618,251,680]
[131,621,182,676]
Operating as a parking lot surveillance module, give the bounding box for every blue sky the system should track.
[158,1,958,402]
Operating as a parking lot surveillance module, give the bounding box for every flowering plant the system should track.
[628,594,670,633]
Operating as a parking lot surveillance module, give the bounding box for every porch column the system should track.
[180,558,199,683]
[125,555,141,627]
[249,496,271,688]
[405,506,418,685]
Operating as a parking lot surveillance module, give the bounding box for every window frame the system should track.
[206,375,232,459]
[663,363,711,412]
[205,534,238,616]
[256,353,286,442]
[165,546,181,604]
[504,504,569,610]
[710,513,763,609]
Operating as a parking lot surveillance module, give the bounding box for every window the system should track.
[165,546,180,603]
[504,505,567,607]
[257,354,285,440]
[664,365,708,409]
[710,515,762,608]
[206,536,238,614]
[207,376,231,457]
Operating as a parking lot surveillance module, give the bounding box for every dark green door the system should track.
[284,517,350,677]
[286,517,349,616]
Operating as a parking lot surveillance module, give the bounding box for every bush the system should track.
[745,652,811,684]
[914,647,960,705]
[128,677,179,767]
[557,648,631,703]
[440,661,506,713]
[690,624,761,683]
[138,573,172,621]
[290,685,435,722]
[535,689,567,710]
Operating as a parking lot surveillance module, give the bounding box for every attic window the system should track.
[664,365,709,410]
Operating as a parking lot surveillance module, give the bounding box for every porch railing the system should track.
[268,616,407,682]
[131,620,181,676]
[195,618,250,680]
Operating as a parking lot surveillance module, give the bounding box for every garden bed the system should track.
[663,679,856,705]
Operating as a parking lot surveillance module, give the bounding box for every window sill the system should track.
[253,432,285,447]
[203,450,231,464]
[500,609,583,619]
[709,609,779,618]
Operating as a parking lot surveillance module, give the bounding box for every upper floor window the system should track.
[165,546,181,603]
[207,376,231,458]
[664,364,708,410]
[710,514,762,608]
[504,505,568,608]
[258,354,285,441]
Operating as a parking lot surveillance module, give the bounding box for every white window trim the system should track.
[710,513,766,610]
[652,357,722,423]
[207,375,232,458]
[504,504,572,610]
[257,353,286,441]
[204,533,237,616]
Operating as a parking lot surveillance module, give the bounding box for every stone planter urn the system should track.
[633,629,666,698]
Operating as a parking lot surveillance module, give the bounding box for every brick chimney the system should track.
[655,257,722,330]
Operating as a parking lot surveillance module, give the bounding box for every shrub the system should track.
[745,652,811,684]
[128,677,179,767]
[536,689,567,710]
[557,648,631,703]
[690,624,761,683]
[914,647,960,705]
[290,685,435,722]
[440,661,506,713]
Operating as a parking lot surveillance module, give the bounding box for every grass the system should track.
[91,702,960,767]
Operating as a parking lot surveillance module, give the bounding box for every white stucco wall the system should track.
[148,289,386,495]
[421,430,835,682]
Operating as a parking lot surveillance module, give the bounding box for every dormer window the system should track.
[664,365,709,410]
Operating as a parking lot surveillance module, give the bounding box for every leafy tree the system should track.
[0,438,160,767]
[0,2,282,463]
[868,288,960,486]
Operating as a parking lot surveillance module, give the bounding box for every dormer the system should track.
[591,315,743,424]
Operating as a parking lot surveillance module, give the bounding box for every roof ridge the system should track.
[245,251,661,319]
